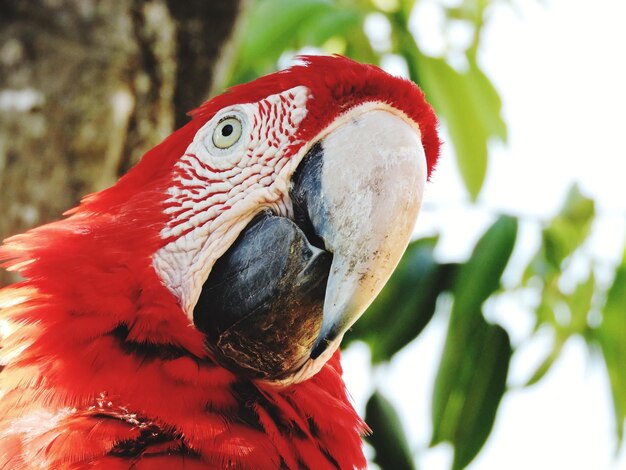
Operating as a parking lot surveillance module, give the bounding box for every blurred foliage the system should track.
[366,391,417,469]
[431,216,515,470]
[521,185,597,386]
[228,0,626,468]
[596,249,626,442]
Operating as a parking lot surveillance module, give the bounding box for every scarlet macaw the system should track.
[0,56,439,469]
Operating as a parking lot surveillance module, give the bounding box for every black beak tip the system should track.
[310,340,328,360]
[310,326,340,360]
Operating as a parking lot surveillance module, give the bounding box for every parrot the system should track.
[0,55,440,469]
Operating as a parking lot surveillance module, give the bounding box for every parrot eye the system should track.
[212,117,243,149]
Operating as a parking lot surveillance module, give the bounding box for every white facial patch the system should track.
[153,86,311,317]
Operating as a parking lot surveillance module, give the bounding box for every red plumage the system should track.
[0,56,439,468]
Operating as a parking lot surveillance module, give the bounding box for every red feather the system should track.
[0,56,438,468]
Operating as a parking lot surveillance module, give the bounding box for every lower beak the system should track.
[194,109,427,382]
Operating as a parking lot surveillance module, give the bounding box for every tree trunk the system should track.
[0,0,244,286]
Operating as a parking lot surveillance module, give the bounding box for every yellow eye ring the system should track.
[212,117,242,149]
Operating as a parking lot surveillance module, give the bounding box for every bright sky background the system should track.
[343,0,626,468]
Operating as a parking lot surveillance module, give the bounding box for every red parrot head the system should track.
[2,55,440,383]
[154,55,439,382]
[0,55,439,468]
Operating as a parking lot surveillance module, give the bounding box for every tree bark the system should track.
[0,0,244,286]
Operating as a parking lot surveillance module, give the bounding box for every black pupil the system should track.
[221,123,234,137]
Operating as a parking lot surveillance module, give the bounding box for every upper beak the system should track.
[194,109,427,381]
[291,109,427,359]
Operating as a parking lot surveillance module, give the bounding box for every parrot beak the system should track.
[194,109,427,382]
[291,109,427,361]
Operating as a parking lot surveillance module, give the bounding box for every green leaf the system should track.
[465,58,507,142]
[242,0,333,58]
[389,10,506,199]
[522,185,596,340]
[530,270,594,339]
[526,184,595,282]
[231,0,337,83]
[567,271,595,334]
[343,24,379,64]
[431,318,511,470]
[398,0,417,17]
[543,184,595,270]
[349,237,455,362]
[516,190,596,389]
[523,336,562,387]
[430,216,516,469]
[597,247,626,443]
[452,215,518,331]
[366,390,417,470]
[533,287,560,330]
[297,9,363,47]
[419,55,504,199]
